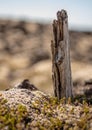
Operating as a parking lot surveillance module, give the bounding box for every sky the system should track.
[0,0,92,30]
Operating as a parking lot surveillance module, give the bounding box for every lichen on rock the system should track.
[0,79,92,130]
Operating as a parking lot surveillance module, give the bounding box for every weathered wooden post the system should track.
[51,10,73,99]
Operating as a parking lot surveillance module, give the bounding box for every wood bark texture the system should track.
[51,10,73,99]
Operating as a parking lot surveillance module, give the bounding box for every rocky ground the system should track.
[0,19,92,96]
[0,79,92,130]
[0,19,92,130]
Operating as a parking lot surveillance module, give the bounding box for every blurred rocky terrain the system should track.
[0,19,92,95]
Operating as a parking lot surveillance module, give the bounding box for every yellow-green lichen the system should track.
[0,95,92,130]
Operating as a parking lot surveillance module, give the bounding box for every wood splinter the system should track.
[51,10,73,99]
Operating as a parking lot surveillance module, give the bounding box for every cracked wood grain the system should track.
[51,10,73,99]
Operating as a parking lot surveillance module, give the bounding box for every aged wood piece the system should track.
[51,10,73,99]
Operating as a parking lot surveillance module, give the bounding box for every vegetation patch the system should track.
[0,94,92,130]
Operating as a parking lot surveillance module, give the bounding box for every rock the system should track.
[0,79,49,110]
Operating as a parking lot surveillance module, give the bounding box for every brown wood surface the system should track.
[51,10,73,99]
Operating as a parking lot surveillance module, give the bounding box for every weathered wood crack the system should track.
[51,10,73,99]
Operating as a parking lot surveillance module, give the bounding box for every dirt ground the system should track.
[0,19,92,96]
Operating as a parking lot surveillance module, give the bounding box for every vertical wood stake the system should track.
[51,10,73,99]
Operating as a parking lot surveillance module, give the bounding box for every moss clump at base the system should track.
[0,94,92,130]
[0,97,29,130]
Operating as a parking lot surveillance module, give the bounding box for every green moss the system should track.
[0,97,28,130]
[50,117,63,129]
[77,118,87,129]
[0,95,92,130]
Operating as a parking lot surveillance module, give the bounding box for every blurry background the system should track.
[0,0,92,95]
